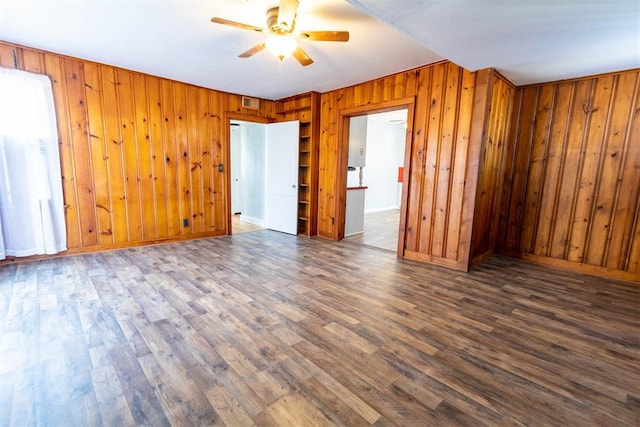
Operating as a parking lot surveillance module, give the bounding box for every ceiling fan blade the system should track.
[292,46,313,66]
[211,17,265,33]
[239,42,267,58]
[298,31,350,42]
[277,0,299,32]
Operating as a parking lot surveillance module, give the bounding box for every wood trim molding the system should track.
[496,250,640,283]
[335,97,416,249]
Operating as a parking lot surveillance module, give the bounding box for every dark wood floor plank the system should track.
[0,229,638,426]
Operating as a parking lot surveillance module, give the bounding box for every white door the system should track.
[230,125,242,214]
[266,121,299,235]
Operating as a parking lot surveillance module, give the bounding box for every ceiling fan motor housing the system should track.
[267,7,293,34]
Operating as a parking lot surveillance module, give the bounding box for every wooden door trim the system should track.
[336,97,416,258]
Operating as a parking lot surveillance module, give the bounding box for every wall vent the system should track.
[241,96,260,110]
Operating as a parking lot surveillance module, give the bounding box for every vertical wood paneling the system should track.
[116,69,143,242]
[404,67,431,252]
[470,74,515,265]
[197,88,213,233]
[533,82,572,257]
[607,75,640,271]
[63,59,98,247]
[499,69,640,281]
[519,85,555,253]
[186,85,203,233]
[173,84,190,236]
[132,72,156,240]
[585,73,635,266]
[432,63,461,257]
[83,62,113,245]
[147,76,169,238]
[0,41,273,256]
[100,65,128,243]
[44,52,82,249]
[567,76,613,263]
[446,69,477,261]
[211,92,227,233]
[161,79,180,238]
[318,62,503,271]
[0,44,18,68]
[503,88,538,251]
[417,63,445,255]
[21,49,45,73]
[548,80,593,259]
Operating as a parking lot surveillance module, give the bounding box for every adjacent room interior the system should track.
[0,0,638,425]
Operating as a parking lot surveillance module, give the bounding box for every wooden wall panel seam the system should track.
[514,87,538,253]
[440,64,462,257]
[582,75,618,264]
[545,83,576,258]
[618,74,640,271]
[63,59,98,247]
[561,79,596,260]
[486,79,514,256]
[498,89,523,250]
[528,85,556,254]
[422,64,446,254]
[52,56,81,248]
[624,185,640,272]
[598,74,634,266]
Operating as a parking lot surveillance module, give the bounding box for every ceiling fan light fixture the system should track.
[265,34,297,60]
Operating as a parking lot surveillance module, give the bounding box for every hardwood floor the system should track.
[231,214,265,234]
[0,231,638,426]
[344,209,400,252]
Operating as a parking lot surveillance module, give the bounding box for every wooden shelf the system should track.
[277,92,319,237]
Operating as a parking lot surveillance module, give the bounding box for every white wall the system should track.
[361,117,405,212]
[237,121,266,226]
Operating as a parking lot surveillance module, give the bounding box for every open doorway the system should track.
[230,120,267,234]
[344,109,408,251]
[228,119,300,235]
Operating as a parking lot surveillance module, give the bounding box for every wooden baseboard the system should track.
[470,251,494,269]
[496,250,640,283]
[403,250,463,270]
[0,231,227,265]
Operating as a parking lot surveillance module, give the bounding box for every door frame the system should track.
[337,97,415,257]
[224,113,272,235]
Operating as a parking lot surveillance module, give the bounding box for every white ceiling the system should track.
[348,0,640,86]
[0,0,638,100]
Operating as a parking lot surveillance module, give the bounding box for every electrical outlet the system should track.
[183,218,189,227]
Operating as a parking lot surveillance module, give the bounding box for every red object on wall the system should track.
[397,166,404,182]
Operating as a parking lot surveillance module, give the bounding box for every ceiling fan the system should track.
[211,0,349,66]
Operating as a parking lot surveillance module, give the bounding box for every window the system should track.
[0,67,66,259]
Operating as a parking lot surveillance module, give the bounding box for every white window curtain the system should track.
[0,67,67,259]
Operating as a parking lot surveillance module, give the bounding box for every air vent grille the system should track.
[241,96,260,110]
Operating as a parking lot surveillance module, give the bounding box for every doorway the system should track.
[230,120,266,234]
[228,119,299,235]
[343,108,408,252]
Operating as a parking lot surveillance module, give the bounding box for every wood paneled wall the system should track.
[318,62,506,270]
[318,69,421,242]
[0,41,275,255]
[470,74,516,266]
[497,69,640,282]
